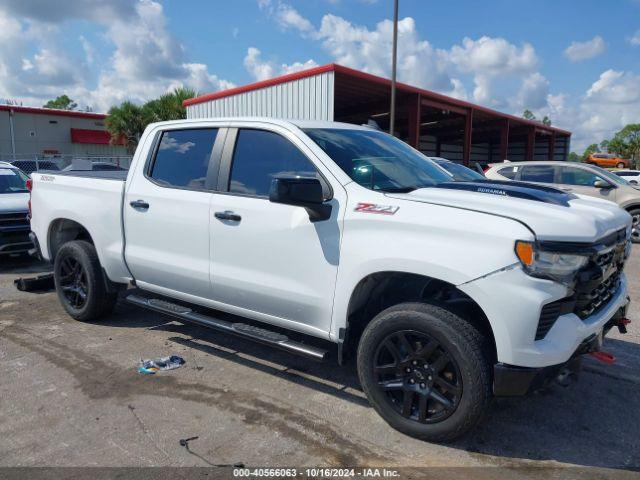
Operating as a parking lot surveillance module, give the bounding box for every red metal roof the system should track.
[0,104,107,120]
[184,63,570,136]
[70,128,113,145]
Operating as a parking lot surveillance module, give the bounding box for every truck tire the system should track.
[357,302,492,442]
[53,240,117,321]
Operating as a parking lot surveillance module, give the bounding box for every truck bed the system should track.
[39,170,128,181]
[29,170,131,283]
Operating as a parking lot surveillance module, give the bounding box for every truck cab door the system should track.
[124,127,224,298]
[208,126,344,336]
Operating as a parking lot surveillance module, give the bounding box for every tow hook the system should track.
[589,351,616,365]
[617,317,631,334]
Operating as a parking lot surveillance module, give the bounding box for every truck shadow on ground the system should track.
[103,301,640,470]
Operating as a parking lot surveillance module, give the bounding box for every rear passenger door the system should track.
[518,164,557,186]
[208,126,344,336]
[124,127,223,298]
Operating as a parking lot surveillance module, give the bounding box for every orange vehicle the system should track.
[586,153,631,169]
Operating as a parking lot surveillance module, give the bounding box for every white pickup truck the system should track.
[29,118,633,441]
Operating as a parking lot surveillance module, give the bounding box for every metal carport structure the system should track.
[185,64,571,166]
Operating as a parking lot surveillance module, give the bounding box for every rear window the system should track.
[150,128,218,189]
[520,165,555,183]
[497,166,519,179]
[0,168,28,194]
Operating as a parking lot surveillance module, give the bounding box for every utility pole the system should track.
[389,0,399,136]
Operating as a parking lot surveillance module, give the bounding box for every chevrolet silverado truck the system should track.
[28,119,633,441]
[0,161,33,257]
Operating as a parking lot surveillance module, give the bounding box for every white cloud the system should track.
[0,0,233,111]
[629,30,640,46]
[563,36,605,62]
[244,47,317,81]
[259,0,314,35]
[449,36,538,75]
[515,72,550,110]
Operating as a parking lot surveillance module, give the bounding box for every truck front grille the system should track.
[535,232,628,341]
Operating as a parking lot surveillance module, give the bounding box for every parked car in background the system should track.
[613,170,640,185]
[429,157,486,181]
[63,162,126,172]
[9,160,60,176]
[585,153,630,169]
[485,161,640,242]
[0,161,33,256]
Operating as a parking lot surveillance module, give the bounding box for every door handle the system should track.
[215,210,242,222]
[130,200,150,210]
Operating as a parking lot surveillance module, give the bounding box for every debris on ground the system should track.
[13,273,54,292]
[179,436,245,468]
[138,355,185,374]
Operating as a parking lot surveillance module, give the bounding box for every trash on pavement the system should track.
[138,355,185,374]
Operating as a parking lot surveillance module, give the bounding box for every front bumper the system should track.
[459,265,630,368]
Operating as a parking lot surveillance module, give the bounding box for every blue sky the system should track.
[0,0,639,151]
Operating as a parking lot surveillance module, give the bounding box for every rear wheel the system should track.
[617,162,626,169]
[357,303,492,442]
[54,240,117,321]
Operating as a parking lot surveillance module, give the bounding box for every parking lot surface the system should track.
[1,248,639,475]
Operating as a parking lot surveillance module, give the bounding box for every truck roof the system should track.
[148,117,375,131]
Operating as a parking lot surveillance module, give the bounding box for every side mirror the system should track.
[593,179,613,189]
[269,176,332,221]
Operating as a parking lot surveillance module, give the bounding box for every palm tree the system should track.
[143,87,197,123]
[105,101,145,154]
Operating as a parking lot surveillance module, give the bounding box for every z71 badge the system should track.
[354,203,399,215]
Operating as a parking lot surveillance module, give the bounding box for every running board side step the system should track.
[125,295,328,362]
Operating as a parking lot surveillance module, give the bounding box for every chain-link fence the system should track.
[0,154,132,176]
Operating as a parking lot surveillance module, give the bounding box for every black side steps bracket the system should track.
[126,294,328,362]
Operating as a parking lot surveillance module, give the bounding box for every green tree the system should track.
[582,143,600,161]
[542,116,551,126]
[105,101,145,154]
[568,152,581,162]
[522,109,536,121]
[143,87,196,124]
[43,95,77,110]
[613,124,640,167]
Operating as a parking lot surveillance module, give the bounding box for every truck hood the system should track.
[0,192,29,213]
[387,180,631,243]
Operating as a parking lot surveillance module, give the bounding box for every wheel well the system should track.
[625,205,640,213]
[48,219,94,262]
[342,271,497,364]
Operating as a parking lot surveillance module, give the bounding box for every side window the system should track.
[229,129,319,197]
[520,165,555,183]
[559,167,601,186]
[497,166,519,179]
[150,129,218,189]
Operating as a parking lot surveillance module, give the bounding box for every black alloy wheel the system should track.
[373,330,462,424]
[58,256,88,309]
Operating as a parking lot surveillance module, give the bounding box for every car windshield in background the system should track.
[591,165,631,186]
[303,128,451,192]
[0,168,28,193]
[434,160,485,181]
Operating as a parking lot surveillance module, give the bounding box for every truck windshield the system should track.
[304,128,452,192]
[0,168,28,194]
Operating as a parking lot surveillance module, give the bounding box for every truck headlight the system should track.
[515,240,588,286]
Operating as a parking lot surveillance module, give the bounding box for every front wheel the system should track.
[617,162,626,169]
[357,303,492,442]
[54,240,117,321]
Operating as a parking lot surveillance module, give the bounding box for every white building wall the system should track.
[187,71,335,121]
